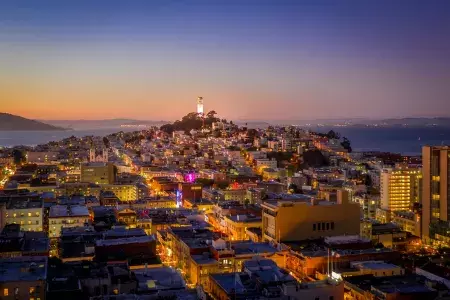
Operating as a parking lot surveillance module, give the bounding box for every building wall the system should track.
[102,184,137,201]
[0,280,46,300]
[223,218,262,241]
[80,163,116,184]
[27,151,58,164]
[380,168,421,212]
[262,201,360,242]
[283,280,344,300]
[49,216,89,238]
[5,207,44,231]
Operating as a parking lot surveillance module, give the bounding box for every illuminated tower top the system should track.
[197,96,204,115]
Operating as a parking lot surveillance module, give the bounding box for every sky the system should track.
[1,0,450,121]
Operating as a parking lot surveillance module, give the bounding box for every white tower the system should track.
[197,96,204,115]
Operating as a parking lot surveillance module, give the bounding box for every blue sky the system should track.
[1,0,449,120]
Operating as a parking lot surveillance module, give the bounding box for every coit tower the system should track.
[197,96,204,115]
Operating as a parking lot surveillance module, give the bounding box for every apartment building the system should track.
[4,197,44,232]
[49,205,90,238]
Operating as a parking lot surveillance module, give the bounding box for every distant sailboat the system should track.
[418,137,421,141]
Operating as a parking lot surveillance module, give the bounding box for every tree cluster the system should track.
[160,111,221,134]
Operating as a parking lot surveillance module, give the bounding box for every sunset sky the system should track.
[1,0,450,121]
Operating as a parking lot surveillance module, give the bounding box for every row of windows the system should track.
[6,212,40,218]
[7,220,39,225]
[312,222,335,231]
[3,287,40,297]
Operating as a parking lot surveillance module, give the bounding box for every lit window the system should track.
[28,213,32,217]
[3,288,8,296]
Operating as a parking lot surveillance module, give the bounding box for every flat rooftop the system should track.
[49,205,89,217]
[231,241,278,255]
[7,199,43,210]
[351,261,402,270]
[133,267,185,292]
[96,235,155,247]
[344,274,435,295]
[0,256,47,282]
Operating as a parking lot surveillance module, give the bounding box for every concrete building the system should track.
[380,167,421,212]
[223,214,262,241]
[422,146,450,244]
[101,184,138,201]
[4,198,44,232]
[80,162,116,184]
[0,256,48,300]
[392,210,421,237]
[26,151,58,164]
[261,192,360,243]
[255,158,277,170]
[217,189,247,202]
[49,205,90,238]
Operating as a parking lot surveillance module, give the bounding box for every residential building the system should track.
[0,256,48,300]
[26,151,58,164]
[48,205,90,238]
[4,197,44,232]
[344,274,437,300]
[101,184,137,201]
[223,214,262,241]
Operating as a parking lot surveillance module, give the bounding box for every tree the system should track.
[103,137,110,148]
[12,149,24,165]
[364,174,372,187]
[288,183,299,193]
[160,124,175,134]
[195,178,214,187]
[215,180,230,189]
[206,110,217,119]
[341,137,352,153]
[326,130,340,139]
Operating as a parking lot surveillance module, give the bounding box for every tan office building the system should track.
[261,191,360,243]
[422,146,450,244]
[80,162,116,184]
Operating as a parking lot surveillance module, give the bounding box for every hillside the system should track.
[0,113,68,131]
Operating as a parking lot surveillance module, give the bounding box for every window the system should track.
[330,297,334,300]
[3,288,8,296]
[30,287,35,295]
[313,224,316,231]
[326,223,330,230]
[331,222,335,230]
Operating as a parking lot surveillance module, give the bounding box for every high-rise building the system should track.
[197,96,204,115]
[422,146,450,244]
[380,167,421,212]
